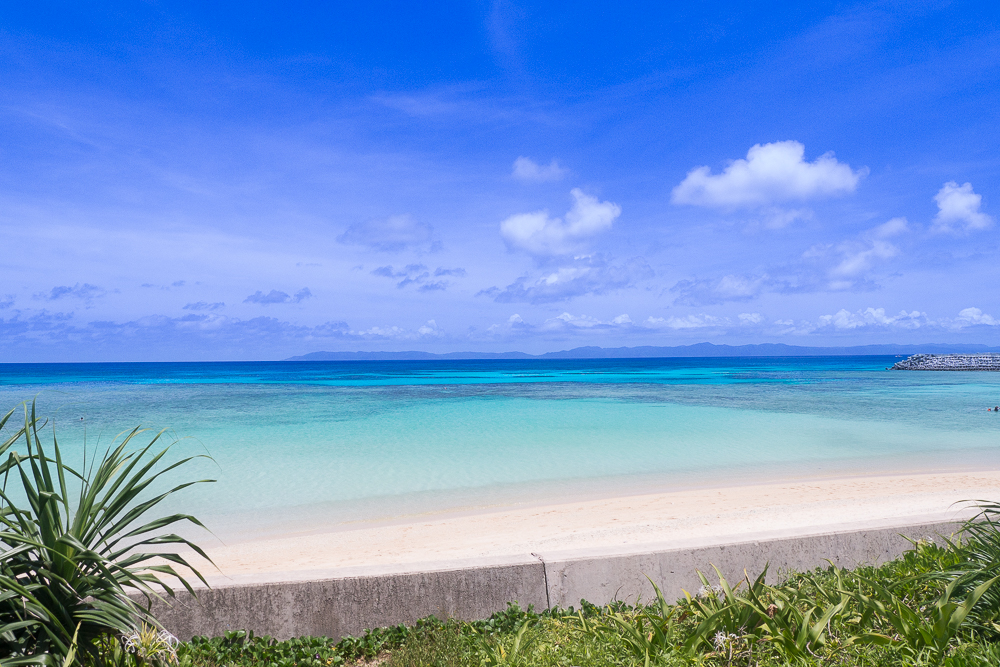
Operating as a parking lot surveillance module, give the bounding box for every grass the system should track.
[175,528,1000,667]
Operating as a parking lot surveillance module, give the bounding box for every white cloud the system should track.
[646,314,730,329]
[817,308,928,330]
[932,182,993,232]
[500,188,621,255]
[671,141,866,208]
[738,312,764,324]
[511,157,567,182]
[953,307,999,327]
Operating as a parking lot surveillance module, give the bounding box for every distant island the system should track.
[285,342,1000,361]
[891,353,1000,371]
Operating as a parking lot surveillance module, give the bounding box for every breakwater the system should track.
[891,354,1000,371]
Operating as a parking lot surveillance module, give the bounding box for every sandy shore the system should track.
[185,470,1000,586]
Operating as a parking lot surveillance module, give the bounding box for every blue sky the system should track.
[1,1,999,361]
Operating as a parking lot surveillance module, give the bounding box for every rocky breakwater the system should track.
[891,353,1000,371]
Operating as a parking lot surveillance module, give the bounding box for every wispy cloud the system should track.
[35,283,106,302]
[479,255,652,304]
[243,288,312,305]
[0,309,458,361]
[646,313,731,329]
[671,274,771,306]
[671,141,866,208]
[810,216,909,291]
[434,267,467,277]
[140,281,188,290]
[675,216,910,305]
[511,156,567,182]
[371,264,464,291]
[484,311,633,337]
[183,301,225,311]
[337,214,438,252]
[542,312,633,330]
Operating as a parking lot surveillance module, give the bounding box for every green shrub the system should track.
[0,401,213,666]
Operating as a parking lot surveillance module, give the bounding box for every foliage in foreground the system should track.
[0,401,214,666]
[178,509,1000,667]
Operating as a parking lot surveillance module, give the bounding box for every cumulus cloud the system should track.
[417,320,443,336]
[952,307,998,327]
[183,301,225,311]
[932,182,993,232]
[337,214,437,251]
[371,264,463,291]
[816,307,928,330]
[511,157,567,182]
[646,314,730,329]
[671,141,866,208]
[478,255,652,304]
[243,288,312,305]
[500,188,621,255]
[738,312,764,325]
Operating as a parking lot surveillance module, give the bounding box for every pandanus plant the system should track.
[0,401,214,666]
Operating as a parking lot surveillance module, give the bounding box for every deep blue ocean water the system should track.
[1,357,999,540]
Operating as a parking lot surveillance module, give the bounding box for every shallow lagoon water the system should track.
[1,357,998,541]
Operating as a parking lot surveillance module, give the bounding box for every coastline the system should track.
[185,469,1000,586]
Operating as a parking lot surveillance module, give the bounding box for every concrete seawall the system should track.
[151,518,962,641]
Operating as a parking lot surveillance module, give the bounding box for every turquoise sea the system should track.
[1,357,999,541]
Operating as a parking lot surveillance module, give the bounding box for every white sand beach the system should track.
[185,469,1000,586]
